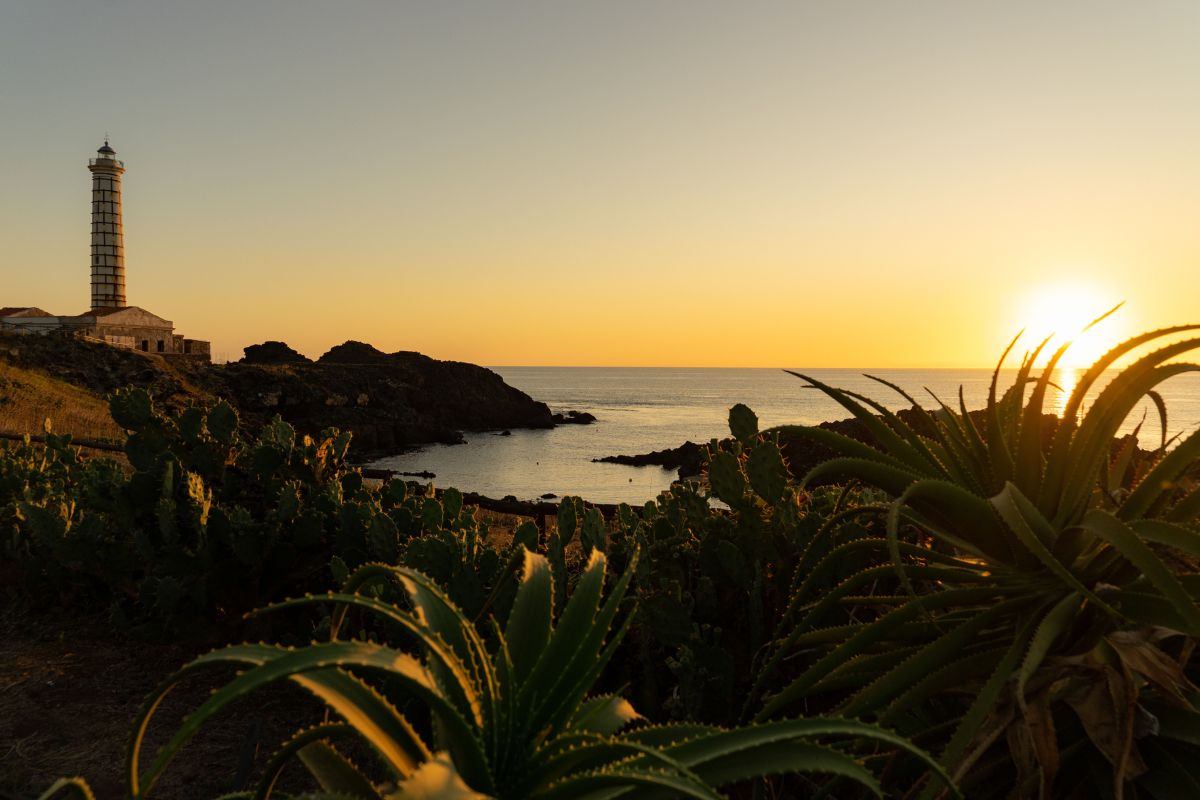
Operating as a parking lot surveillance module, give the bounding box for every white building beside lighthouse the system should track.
[1,141,210,360]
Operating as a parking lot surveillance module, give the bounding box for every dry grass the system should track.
[0,361,123,443]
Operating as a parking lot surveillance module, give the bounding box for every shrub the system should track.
[0,389,511,635]
[121,548,954,798]
[748,325,1200,797]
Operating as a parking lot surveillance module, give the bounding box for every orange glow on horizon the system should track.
[1015,282,1123,370]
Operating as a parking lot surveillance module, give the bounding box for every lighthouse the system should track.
[88,140,127,309]
[1,141,210,361]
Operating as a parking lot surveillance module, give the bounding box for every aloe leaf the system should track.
[1061,325,1200,430]
[1082,509,1200,634]
[1012,335,1072,498]
[668,741,884,799]
[991,483,1117,617]
[900,479,1015,564]
[1107,589,1195,630]
[393,567,498,710]
[1143,703,1200,748]
[786,372,938,472]
[922,614,1038,798]
[505,548,554,685]
[1058,358,1200,523]
[801,457,923,496]
[393,751,493,799]
[1132,520,1200,557]
[1168,484,1200,523]
[772,424,912,471]
[659,718,960,799]
[297,741,379,799]
[249,592,481,726]
[758,587,1004,720]
[1121,427,1200,520]
[534,769,721,800]
[518,548,610,723]
[621,724,719,748]
[956,385,993,480]
[1134,738,1200,800]
[37,778,96,800]
[754,558,987,712]
[536,592,639,737]
[254,724,358,800]
[527,735,715,798]
[985,331,1022,486]
[570,695,642,735]
[839,381,947,475]
[842,597,1027,718]
[1015,591,1082,708]
[524,548,639,738]
[886,498,920,606]
[127,643,458,797]
[878,646,1010,726]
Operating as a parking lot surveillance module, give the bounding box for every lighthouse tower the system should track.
[88,140,127,309]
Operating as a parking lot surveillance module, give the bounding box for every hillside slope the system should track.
[0,361,126,443]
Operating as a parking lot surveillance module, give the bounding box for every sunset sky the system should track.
[3,2,1198,366]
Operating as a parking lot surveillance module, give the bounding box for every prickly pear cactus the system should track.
[580,506,607,552]
[728,403,759,443]
[706,449,746,506]
[746,440,787,504]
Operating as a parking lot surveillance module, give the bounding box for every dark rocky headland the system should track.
[0,332,557,456]
[599,405,1156,488]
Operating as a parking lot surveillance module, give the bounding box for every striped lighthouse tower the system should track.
[88,140,127,309]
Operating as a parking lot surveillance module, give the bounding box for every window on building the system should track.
[140,340,149,351]
[156,340,165,353]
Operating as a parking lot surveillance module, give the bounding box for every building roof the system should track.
[73,305,173,327]
[97,141,116,155]
[0,307,53,318]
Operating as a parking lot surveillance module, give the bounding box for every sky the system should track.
[2,1,1198,366]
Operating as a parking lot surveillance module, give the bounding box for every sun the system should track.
[1017,283,1121,369]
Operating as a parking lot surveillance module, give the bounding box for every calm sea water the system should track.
[369,367,1200,505]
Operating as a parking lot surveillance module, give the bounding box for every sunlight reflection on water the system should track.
[370,367,1200,504]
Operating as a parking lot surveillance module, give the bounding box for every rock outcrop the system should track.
[553,410,597,425]
[192,341,555,455]
[240,341,311,365]
[0,333,555,456]
[594,441,706,478]
[598,408,1073,485]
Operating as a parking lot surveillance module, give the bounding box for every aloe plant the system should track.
[36,778,94,800]
[750,323,1200,797]
[124,547,955,798]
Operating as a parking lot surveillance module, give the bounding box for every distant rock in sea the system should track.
[553,410,597,425]
[594,441,706,478]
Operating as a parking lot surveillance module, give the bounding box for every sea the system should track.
[368,367,1200,505]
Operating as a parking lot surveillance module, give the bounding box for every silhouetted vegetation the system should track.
[9,324,1200,798]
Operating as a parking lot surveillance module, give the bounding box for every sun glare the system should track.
[1018,283,1120,369]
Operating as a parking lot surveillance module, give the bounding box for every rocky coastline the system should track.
[0,333,574,457]
[595,406,1146,489]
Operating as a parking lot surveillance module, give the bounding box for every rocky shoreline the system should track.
[594,406,1151,490]
[593,441,707,478]
[0,333,584,457]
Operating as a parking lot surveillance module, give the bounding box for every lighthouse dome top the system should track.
[97,141,116,155]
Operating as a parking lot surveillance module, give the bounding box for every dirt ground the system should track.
[0,609,330,800]
[0,512,538,800]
